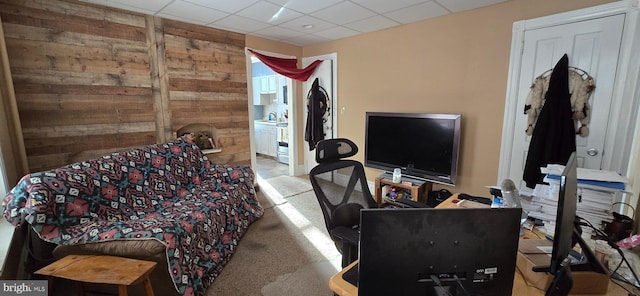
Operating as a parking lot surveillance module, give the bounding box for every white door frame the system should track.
[498,1,640,190]
[302,53,338,175]
[244,48,297,176]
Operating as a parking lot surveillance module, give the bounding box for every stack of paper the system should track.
[523,166,628,236]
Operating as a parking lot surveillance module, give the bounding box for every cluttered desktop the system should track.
[329,191,634,296]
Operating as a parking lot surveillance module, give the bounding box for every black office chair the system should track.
[309,138,374,268]
[309,138,426,268]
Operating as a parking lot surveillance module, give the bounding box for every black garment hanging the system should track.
[305,78,327,150]
[523,54,577,188]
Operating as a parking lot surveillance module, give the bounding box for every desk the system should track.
[329,194,631,296]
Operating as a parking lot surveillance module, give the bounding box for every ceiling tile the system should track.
[265,0,343,14]
[252,26,305,40]
[77,0,515,46]
[183,0,258,13]
[278,15,336,34]
[110,0,172,12]
[384,2,449,24]
[156,12,208,25]
[237,1,302,25]
[351,0,429,14]
[159,1,229,24]
[310,2,376,25]
[435,0,508,13]
[283,34,331,46]
[211,15,271,33]
[344,15,399,33]
[313,26,360,40]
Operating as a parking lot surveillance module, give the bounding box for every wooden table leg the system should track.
[118,285,128,296]
[46,276,55,295]
[143,277,154,296]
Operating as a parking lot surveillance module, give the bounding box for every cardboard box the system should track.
[516,239,609,294]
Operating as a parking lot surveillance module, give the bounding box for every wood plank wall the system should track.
[0,0,250,172]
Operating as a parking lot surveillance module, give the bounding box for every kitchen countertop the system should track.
[254,120,287,126]
[254,120,277,125]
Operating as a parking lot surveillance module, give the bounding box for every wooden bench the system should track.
[35,255,156,296]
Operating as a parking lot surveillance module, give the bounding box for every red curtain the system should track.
[248,49,323,82]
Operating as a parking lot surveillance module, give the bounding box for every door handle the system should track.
[587,148,599,156]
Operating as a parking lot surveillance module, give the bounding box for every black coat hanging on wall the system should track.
[305,78,329,150]
[523,54,577,188]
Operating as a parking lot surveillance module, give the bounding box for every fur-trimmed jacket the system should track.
[524,69,595,137]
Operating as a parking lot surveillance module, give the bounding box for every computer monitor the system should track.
[549,152,579,275]
[534,152,607,294]
[358,207,522,296]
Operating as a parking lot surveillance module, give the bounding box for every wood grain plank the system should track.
[11,68,152,87]
[162,18,244,47]
[165,46,246,66]
[21,122,157,138]
[5,38,150,65]
[12,83,152,95]
[24,132,156,156]
[19,109,156,128]
[169,91,248,101]
[147,16,172,143]
[0,2,147,42]
[4,0,147,27]
[3,23,148,56]
[165,52,246,68]
[168,69,247,83]
[16,94,153,111]
[9,54,150,77]
[164,34,244,54]
[169,78,246,93]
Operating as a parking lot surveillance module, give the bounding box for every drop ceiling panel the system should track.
[77,0,511,46]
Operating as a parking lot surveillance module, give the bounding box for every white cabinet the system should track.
[259,75,277,94]
[255,122,277,157]
[253,77,272,105]
[253,75,277,105]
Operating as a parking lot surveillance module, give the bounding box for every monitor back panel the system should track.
[358,207,521,296]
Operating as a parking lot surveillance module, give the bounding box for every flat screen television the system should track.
[358,207,522,295]
[364,112,461,185]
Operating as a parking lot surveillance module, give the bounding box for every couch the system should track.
[2,136,264,296]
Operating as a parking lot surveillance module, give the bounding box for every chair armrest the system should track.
[330,226,359,246]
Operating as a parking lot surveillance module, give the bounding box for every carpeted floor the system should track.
[206,175,341,296]
[263,175,314,198]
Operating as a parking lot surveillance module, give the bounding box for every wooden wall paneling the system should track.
[162,18,250,166]
[1,0,251,171]
[147,15,172,143]
[0,15,29,187]
[0,0,157,171]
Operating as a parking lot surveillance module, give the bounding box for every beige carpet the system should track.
[262,175,314,198]
[207,177,341,296]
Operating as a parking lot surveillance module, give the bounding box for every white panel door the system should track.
[508,14,624,188]
[302,59,334,174]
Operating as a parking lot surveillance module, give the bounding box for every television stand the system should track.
[374,173,432,207]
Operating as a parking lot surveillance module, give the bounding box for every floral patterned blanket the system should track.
[2,136,264,296]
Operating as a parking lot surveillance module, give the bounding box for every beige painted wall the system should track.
[247,0,616,196]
